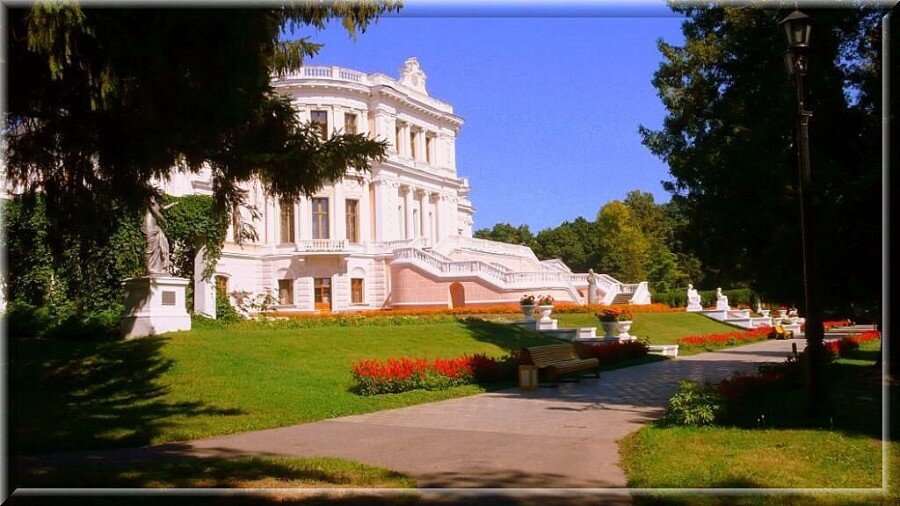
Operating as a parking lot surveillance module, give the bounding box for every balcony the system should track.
[295,239,349,254]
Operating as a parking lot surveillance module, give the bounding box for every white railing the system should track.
[540,259,572,273]
[432,235,540,263]
[274,67,453,114]
[296,239,347,252]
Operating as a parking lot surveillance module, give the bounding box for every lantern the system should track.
[518,365,539,391]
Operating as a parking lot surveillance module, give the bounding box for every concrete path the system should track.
[17,338,805,493]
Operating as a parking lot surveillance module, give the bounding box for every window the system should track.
[425,136,433,164]
[311,110,328,138]
[280,199,295,243]
[410,130,417,159]
[312,197,329,239]
[394,123,402,153]
[344,113,357,135]
[278,279,293,305]
[351,278,364,304]
[413,208,420,237]
[346,199,359,243]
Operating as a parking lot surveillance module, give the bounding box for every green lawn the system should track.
[619,340,896,503]
[556,311,738,350]
[16,455,415,489]
[10,319,555,454]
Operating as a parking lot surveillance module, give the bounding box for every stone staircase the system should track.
[611,293,633,305]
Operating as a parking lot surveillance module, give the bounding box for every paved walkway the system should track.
[18,338,805,494]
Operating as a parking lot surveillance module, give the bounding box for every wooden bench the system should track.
[769,324,794,340]
[522,344,600,386]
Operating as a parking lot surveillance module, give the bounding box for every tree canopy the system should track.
[6,3,398,250]
[640,6,884,316]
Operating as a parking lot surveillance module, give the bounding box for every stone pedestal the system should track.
[686,302,703,312]
[121,276,191,339]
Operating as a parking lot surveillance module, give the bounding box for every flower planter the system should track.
[760,309,771,317]
[521,304,536,322]
[617,320,633,340]
[600,321,618,339]
[538,305,553,324]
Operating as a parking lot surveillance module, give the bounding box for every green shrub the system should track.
[653,288,757,308]
[663,381,722,427]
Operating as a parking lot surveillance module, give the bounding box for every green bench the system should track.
[522,344,600,386]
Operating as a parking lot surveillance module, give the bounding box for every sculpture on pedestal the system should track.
[586,269,599,305]
[686,284,702,312]
[142,196,177,275]
[716,287,730,311]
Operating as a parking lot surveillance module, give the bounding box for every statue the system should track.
[686,284,702,312]
[586,269,599,304]
[716,287,730,311]
[142,196,177,275]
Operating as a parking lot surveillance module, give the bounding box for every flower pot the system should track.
[521,304,535,322]
[617,320,633,340]
[538,305,553,324]
[600,320,618,339]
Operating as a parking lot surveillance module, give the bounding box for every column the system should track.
[359,180,371,244]
[403,185,414,239]
[298,197,311,240]
[373,181,387,242]
[433,193,443,242]
[334,182,345,241]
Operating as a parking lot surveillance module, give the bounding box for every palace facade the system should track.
[161,58,650,316]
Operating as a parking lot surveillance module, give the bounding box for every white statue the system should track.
[142,196,177,276]
[686,284,702,312]
[586,269,599,304]
[715,287,730,311]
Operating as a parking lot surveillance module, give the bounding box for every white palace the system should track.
[161,58,651,315]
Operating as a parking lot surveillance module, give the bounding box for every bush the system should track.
[663,381,722,427]
[575,341,649,364]
[652,288,758,308]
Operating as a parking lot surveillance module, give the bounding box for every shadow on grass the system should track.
[717,346,889,440]
[457,318,560,351]
[9,335,243,456]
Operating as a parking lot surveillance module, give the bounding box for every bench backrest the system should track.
[525,344,582,367]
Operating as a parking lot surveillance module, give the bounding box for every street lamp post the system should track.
[779,9,826,414]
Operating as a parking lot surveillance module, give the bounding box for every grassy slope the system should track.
[556,312,738,350]
[619,340,897,503]
[11,319,555,453]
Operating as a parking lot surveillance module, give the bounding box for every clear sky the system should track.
[293,4,686,232]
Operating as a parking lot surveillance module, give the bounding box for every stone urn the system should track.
[760,309,771,317]
[617,320,633,340]
[538,305,553,324]
[600,321,618,339]
[521,304,536,322]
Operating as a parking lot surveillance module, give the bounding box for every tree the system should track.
[6,3,398,313]
[641,6,882,316]
[595,201,650,283]
[473,223,537,249]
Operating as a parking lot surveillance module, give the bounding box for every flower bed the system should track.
[575,340,649,364]
[351,353,513,396]
[825,330,880,357]
[676,327,771,352]
[823,319,852,330]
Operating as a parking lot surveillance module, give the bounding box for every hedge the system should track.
[652,288,759,308]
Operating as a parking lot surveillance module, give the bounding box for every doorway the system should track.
[449,282,465,309]
[314,277,332,312]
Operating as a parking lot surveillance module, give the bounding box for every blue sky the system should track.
[293,5,686,231]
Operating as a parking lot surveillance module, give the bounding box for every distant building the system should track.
[160,58,650,314]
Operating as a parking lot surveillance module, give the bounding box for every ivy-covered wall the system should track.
[4,194,227,338]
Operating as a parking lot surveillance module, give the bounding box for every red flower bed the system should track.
[676,327,771,350]
[716,370,785,402]
[823,319,851,330]
[351,353,509,395]
[825,330,880,358]
[575,341,649,364]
